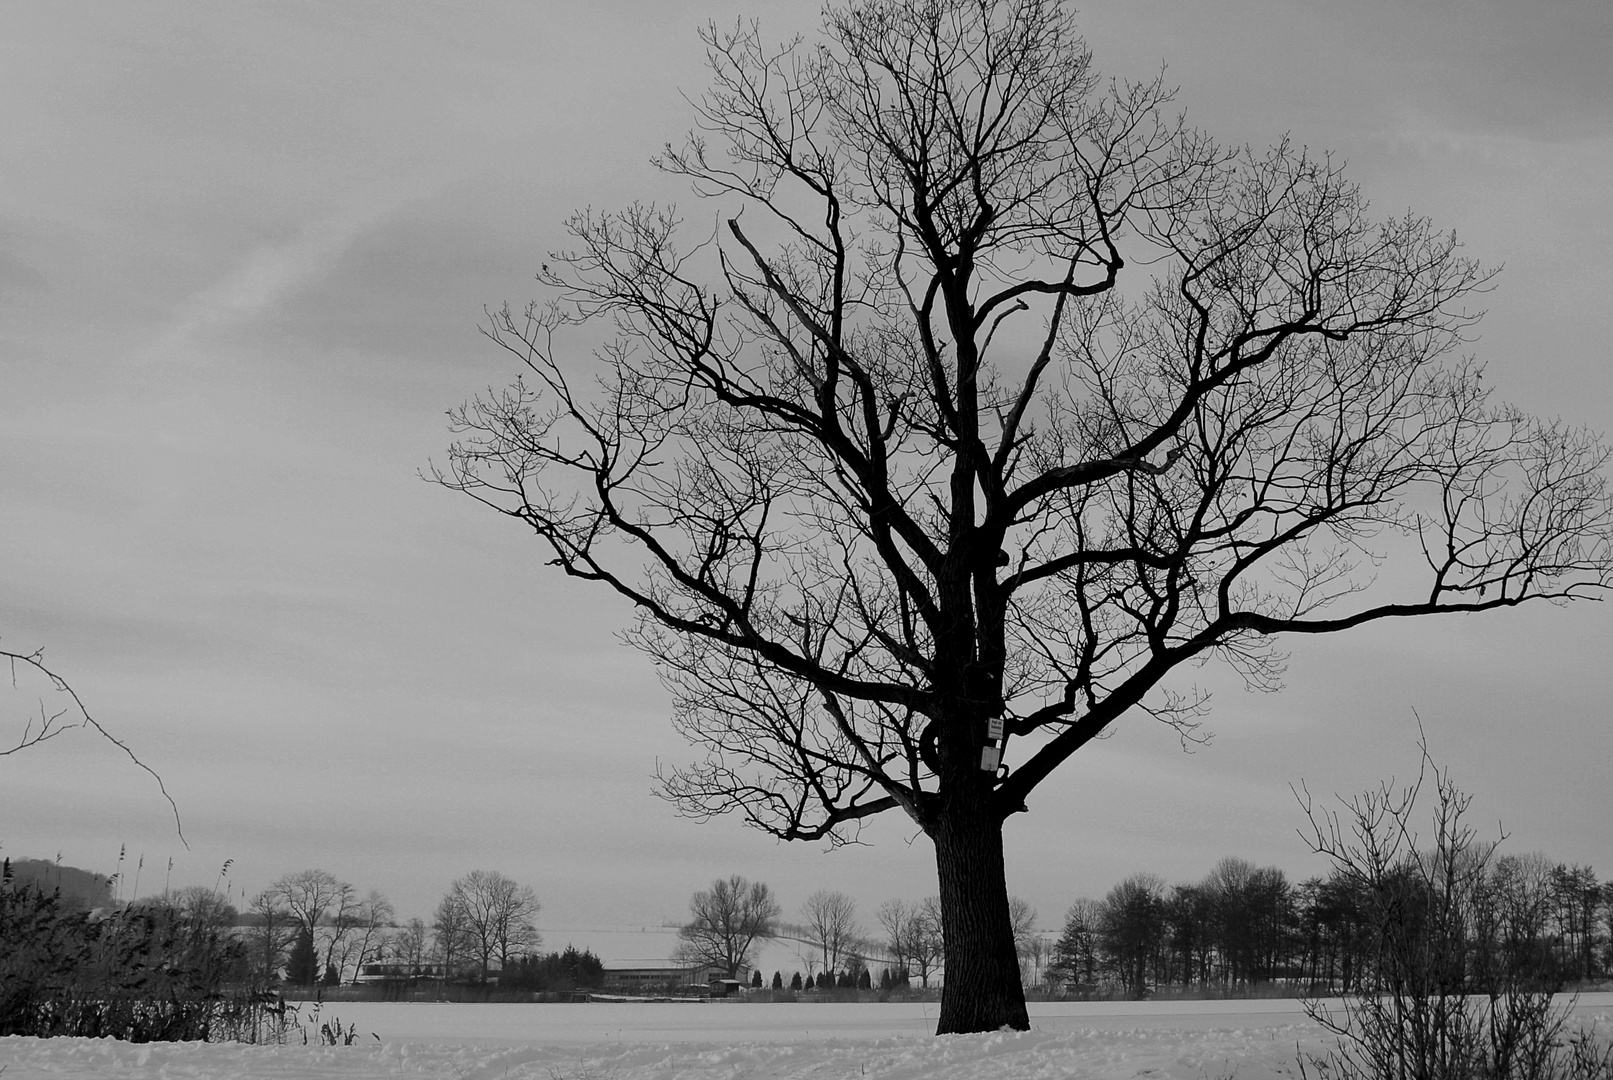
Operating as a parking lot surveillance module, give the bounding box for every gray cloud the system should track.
[3,0,1608,933]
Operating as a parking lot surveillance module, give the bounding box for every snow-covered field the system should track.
[3,995,1609,1080]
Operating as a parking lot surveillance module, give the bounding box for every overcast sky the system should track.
[3,1,1610,972]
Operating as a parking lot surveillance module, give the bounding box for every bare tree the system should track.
[1006,896,1041,985]
[266,869,359,990]
[1294,732,1611,1080]
[675,874,780,978]
[393,916,429,970]
[243,888,297,983]
[1009,897,1038,952]
[1024,931,1053,990]
[431,891,475,978]
[441,0,1613,1033]
[908,896,945,988]
[876,898,917,981]
[798,889,862,980]
[445,870,541,978]
[1547,863,1602,982]
[333,888,395,984]
[873,895,946,988]
[169,885,237,932]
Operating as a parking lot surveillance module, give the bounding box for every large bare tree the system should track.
[441,0,1613,1033]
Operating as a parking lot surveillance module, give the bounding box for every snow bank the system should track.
[2,995,1606,1080]
[0,1023,1319,1080]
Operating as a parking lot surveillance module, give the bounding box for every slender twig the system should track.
[3,645,186,845]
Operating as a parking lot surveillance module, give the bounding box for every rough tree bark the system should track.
[933,786,1028,1031]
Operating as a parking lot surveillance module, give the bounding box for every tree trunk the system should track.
[933,796,1029,1034]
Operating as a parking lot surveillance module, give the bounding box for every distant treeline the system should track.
[1042,855,1609,999]
[8,845,1609,1019]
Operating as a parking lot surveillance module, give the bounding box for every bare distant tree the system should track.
[244,888,297,982]
[875,896,943,986]
[446,870,541,978]
[1003,896,1040,984]
[1546,863,1601,982]
[1009,897,1038,955]
[1029,933,1058,991]
[799,890,862,979]
[393,916,429,969]
[441,0,1613,1033]
[160,884,241,977]
[169,885,236,931]
[333,888,395,983]
[911,897,945,988]
[675,875,780,978]
[876,899,916,979]
[921,897,948,988]
[1007,896,1041,985]
[791,938,822,981]
[267,869,359,986]
[431,892,475,977]
[267,869,346,942]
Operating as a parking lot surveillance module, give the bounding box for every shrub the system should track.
[1296,732,1611,1080]
[497,946,604,992]
[0,864,279,1042]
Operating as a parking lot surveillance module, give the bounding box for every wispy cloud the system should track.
[136,187,435,365]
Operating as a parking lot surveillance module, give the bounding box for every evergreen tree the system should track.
[499,945,605,991]
[286,929,318,986]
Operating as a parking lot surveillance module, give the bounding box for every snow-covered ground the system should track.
[3,995,1609,1080]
